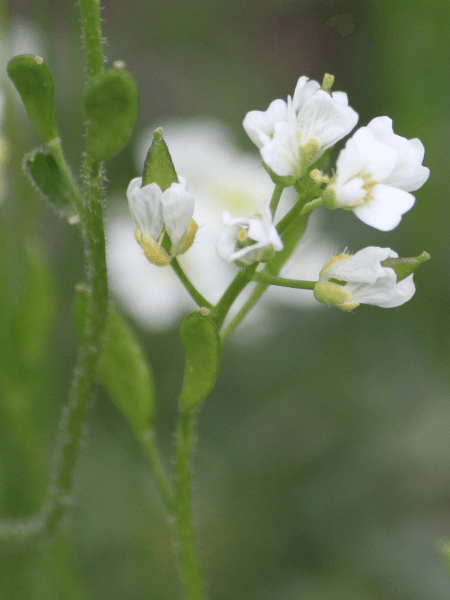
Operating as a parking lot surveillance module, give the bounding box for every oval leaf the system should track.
[84,68,138,162]
[24,150,77,221]
[179,312,221,409]
[7,54,58,144]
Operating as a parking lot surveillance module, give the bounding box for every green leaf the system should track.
[7,54,58,144]
[142,127,178,190]
[179,311,221,409]
[23,150,77,222]
[84,68,138,161]
[75,290,155,434]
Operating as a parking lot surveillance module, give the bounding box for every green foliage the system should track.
[76,290,155,434]
[179,311,221,409]
[83,68,138,161]
[7,54,58,144]
[142,128,178,190]
[23,150,77,221]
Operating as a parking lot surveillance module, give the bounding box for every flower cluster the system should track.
[124,73,429,320]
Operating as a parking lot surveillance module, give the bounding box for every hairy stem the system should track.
[79,0,105,78]
[44,1,108,535]
[174,408,207,600]
[140,429,174,514]
[45,156,108,534]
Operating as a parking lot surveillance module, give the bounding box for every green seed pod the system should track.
[179,311,221,410]
[382,251,430,282]
[23,150,78,222]
[84,68,138,161]
[142,127,178,190]
[7,55,58,144]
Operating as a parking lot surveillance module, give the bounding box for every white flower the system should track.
[127,176,197,266]
[243,76,358,178]
[216,204,283,265]
[314,246,416,310]
[327,116,430,231]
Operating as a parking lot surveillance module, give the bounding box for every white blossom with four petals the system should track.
[326,116,430,231]
[314,246,416,310]
[243,76,358,178]
[216,204,283,264]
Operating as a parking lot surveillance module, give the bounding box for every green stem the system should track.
[44,0,107,534]
[79,0,105,78]
[269,184,284,216]
[45,156,108,535]
[140,430,174,514]
[250,273,317,290]
[299,197,323,216]
[220,283,267,342]
[171,258,212,309]
[212,263,259,329]
[221,208,311,341]
[174,408,206,600]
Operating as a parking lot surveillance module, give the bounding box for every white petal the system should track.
[216,211,243,261]
[260,119,299,177]
[383,139,430,191]
[367,117,430,192]
[297,90,358,152]
[292,77,320,113]
[161,182,195,251]
[127,180,164,240]
[242,99,289,149]
[366,116,395,144]
[324,246,395,284]
[348,270,415,308]
[352,184,415,231]
[345,127,399,182]
[335,177,367,207]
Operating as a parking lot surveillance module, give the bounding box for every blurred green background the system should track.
[1,0,450,599]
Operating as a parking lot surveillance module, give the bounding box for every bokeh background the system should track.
[1,0,450,599]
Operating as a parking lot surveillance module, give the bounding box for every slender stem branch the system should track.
[299,197,323,216]
[48,139,84,216]
[140,430,174,514]
[269,184,284,216]
[250,273,317,290]
[171,258,212,309]
[221,207,311,341]
[220,283,267,342]
[174,408,206,600]
[212,263,259,329]
[79,0,105,78]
